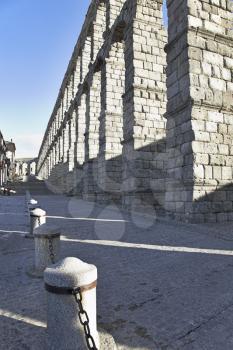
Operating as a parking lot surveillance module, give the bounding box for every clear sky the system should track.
[0,0,167,158]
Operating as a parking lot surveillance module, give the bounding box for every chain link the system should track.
[48,238,55,264]
[72,288,98,350]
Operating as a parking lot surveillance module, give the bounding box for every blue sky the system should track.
[0,1,167,158]
[0,0,90,157]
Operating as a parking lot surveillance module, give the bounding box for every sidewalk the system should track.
[1,194,233,349]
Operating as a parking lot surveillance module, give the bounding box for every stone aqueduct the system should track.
[37,0,233,223]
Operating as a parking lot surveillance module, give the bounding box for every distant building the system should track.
[15,158,37,178]
[0,131,7,186]
[0,132,16,185]
[5,140,16,180]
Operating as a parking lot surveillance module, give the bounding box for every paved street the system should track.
[1,194,233,349]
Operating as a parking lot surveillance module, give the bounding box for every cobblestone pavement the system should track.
[1,195,233,349]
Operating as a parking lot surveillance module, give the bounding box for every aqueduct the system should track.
[37,0,233,223]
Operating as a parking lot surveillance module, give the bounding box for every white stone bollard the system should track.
[27,199,39,216]
[28,198,38,206]
[28,199,38,210]
[34,224,60,276]
[44,257,99,350]
[30,208,46,236]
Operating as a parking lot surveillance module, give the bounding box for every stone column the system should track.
[93,1,107,59]
[61,98,66,122]
[46,158,50,178]
[122,0,167,212]
[68,111,76,172]
[48,130,52,150]
[52,121,56,141]
[59,132,63,162]
[81,33,92,81]
[49,152,53,175]
[73,57,81,95]
[66,77,73,109]
[98,38,125,203]
[73,94,86,196]
[165,0,233,223]
[108,0,125,28]
[57,106,62,129]
[63,124,69,163]
[55,141,59,165]
[51,147,55,170]
[83,70,101,200]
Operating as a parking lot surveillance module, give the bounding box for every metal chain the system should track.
[48,238,55,264]
[72,288,98,350]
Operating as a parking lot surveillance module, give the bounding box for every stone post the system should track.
[28,198,38,210]
[34,224,60,277]
[30,208,47,236]
[44,257,99,350]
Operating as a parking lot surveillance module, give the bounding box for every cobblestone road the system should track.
[1,194,233,349]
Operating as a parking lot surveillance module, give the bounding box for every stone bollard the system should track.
[28,198,38,205]
[29,208,46,236]
[28,198,38,210]
[44,257,100,350]
[27,199,39,218]
[33,224,60,277]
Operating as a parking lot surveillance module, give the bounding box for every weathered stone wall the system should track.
[37,0,233,222]
[165,0,233,222]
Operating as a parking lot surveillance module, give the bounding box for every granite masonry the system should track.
[37,0,233,223]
